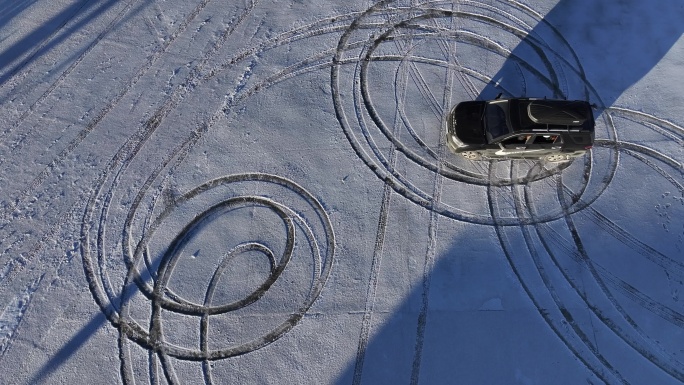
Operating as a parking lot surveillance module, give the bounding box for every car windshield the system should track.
[484,101,511,142]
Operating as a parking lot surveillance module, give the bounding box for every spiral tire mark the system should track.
[75,11,380,365]
[82,173,334,383]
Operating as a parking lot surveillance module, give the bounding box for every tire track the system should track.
[0,0,101,90]
[0,0,225,255]
[85,0,263,311]
[0,1,267,285]
[83,174,334,385]
[0,273,44,359]
[200,242,277,385]
[595,140,682,171]
[359,36,574,210]
[331,1,621,226]
[607,106,684,142]
[336,1,682,383]
[351,42,406,385]
[552,175,684,382]
[538,212,684,331]
[486,164,621,385]
[0,199,83,362]
[411,8,455,382]
[1,1,254,378]
[351,180,392,385]
[0,198,82,291]
[0,0,140,141]
[357,19,560,183]
[69,10,370,376]
[405,53,444,120]
[503,116,684,382]
[202,11,365,82]
[395,8,483,163]
[77,8,381,381]
[581,203,684,283]
[78,0,374,326]
[2,1,681,383]
[81,15,340,352]
[504,170,630,384]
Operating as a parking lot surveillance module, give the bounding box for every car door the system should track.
[520,134,561,158]
[494,135,530,157]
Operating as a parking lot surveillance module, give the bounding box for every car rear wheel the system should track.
[545,154,569,162]
[461,151,482,160]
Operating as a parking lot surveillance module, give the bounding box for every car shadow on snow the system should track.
[331,235,596,384]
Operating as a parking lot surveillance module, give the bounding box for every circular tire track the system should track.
[82,173,334,384]
[489,106,684,383]
[2,0,680,383]
[334,1,683,384]
[331,0,620,226]
[58,4,358,384]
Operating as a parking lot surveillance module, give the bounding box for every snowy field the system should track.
[0,0,683,383]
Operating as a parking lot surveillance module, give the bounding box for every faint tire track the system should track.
[0,0,140,141]
[509,171,684,382]
[486,163,621,385]
[0,0,102,90]
[0,273,43,359]
[0,0,228,254]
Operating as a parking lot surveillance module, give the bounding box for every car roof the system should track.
[527,100,588,125]
[504,98,594,133]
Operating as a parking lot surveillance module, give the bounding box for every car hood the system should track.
[453,101,486,145]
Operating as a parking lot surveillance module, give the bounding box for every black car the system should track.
[446,97,595,162]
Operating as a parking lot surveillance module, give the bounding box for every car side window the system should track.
[532,135,559,144]
[501,135,529,148]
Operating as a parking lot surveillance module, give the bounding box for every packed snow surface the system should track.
[0,0,683,383]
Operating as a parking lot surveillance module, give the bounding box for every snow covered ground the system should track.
[0,0,683,383]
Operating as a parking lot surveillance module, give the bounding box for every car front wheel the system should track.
[461,151,482,160]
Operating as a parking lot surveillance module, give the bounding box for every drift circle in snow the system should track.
[331,0,618,225]
[81,173,335,380]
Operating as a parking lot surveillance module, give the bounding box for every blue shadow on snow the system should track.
[336,0,683,383]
